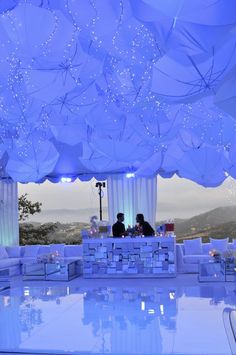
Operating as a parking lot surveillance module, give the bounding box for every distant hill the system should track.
[28,207,108,223]
[23,205,236,244]
[173,205,236,236]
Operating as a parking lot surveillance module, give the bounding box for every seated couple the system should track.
[112,212,154,238]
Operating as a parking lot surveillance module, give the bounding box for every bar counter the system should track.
[83,236,176,278]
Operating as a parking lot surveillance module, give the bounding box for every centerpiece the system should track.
[37,251,60,264]
[209,249,221,262]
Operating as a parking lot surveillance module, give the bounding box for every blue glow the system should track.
[126,173,135,178]
[0,279,234,354]
[60,177,72,183]
[0,1,235,186]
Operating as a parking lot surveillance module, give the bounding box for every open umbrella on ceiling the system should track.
[90,137,153,163]
[49,141,85,179]
[6,140,59,182]
[79,142,129,173]
[140,0,236,26]
[215,73,236,119]
[135,151,163,177]
[151,38,236,101]
[1,3,76,56]
[160,140,185,173]
[0,0,18,13]
[131,0,235,56]
[49,84,99,117]
[177,146,228,187]
[226,143,236,179]
[21,41,104,102]
[50,114,88,146]
[172,96,236,147]
[85,102,127,139]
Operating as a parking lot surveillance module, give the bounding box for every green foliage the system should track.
[19,223,57,245]
[18,193,42,221]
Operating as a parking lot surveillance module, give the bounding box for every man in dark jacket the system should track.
[112,213,126,237]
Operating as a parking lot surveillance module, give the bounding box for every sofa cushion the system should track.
[202,243,212,254]
[210,238,228,252]
[64,245,82,257]
[21,257,39,264]
[184,238,202,255]
[24,245,40,257]
[183,255,211,264]
[6,246,21,258]
[0,258,20,268]
[38,245,50,255]
[50,244,65,257]
[0,246,8,259]
[230,239,236,250]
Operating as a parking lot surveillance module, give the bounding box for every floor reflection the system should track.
[0,280,235,354]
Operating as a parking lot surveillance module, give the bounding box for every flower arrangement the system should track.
[209,249,221,257]
[37,251,60,264]
[89,215,98,237]
[209,249,221,262]
[126,225,136,236]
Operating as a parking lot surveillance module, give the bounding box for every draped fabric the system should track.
[107,175,157,229]
[0,180,19,246]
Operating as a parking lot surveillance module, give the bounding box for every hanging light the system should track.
[60,177,72,183]
[126,173,135,178]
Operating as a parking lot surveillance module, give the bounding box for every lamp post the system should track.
[95,182,106,221]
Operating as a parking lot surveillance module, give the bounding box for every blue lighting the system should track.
[126,173,135,178]
[0,1,235,186]
[60,177,72,183]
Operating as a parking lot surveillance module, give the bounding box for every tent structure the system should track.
[0,1,236,244]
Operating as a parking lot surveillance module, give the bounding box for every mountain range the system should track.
[28,205,236,240]
[172,205,236,240]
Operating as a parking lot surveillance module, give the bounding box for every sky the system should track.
[18,175,236,223]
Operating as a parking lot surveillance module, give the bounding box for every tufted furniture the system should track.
[176,238,236,273]
[0,244,83,280]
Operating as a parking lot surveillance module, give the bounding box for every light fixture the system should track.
[126,173,135,178]
[160,304,164,315]
[60,177,72,183]
[148,309,155,314]
[141,301,145,311]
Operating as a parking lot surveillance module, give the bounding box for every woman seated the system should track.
[136,213,155,236]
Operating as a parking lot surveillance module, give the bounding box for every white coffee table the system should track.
[199,260,225,282]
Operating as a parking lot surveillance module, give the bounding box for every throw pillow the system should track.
[6,246,21,258]
[230,238,236,250]
[210,238,228,252]
[24,245,40,257]
[50,244,65,257]
[0,246,8,259]
[184,238,202,255]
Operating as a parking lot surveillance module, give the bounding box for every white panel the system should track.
[0,180,19,246]
[107,175,157,228]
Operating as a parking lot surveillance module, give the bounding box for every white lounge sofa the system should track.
[0,244,83,279]
[176,238,236,273]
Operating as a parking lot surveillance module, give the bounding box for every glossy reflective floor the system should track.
[0,275,235,355]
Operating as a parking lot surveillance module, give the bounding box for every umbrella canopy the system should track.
[215,73,236,119]
[177,146,228,187]
[151,39,236,101]
[0,1,234,186]
[6,140,59,182]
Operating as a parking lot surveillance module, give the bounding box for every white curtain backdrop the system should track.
[107,175,157,229]
[0,180,19,246]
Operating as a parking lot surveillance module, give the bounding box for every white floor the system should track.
[0,274,235,355]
